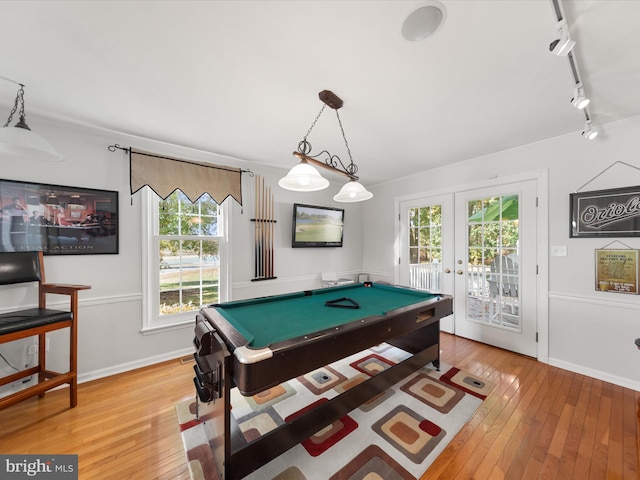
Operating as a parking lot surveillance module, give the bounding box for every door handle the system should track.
[456,270,464,275]
[444,269,451,274]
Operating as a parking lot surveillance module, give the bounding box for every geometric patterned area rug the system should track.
[177,343,493,480]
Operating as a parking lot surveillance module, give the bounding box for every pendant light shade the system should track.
[0,82,63,161]
[0,125,63,162]
[333,180,373,203]
[278,162,330,192]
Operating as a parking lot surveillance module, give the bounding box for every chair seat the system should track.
[0,308,72,336]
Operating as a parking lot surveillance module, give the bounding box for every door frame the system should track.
[394,169,549,362]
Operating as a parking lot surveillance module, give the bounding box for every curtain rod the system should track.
[108,144,253,176]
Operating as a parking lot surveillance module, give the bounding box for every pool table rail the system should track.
[200,292,452,396]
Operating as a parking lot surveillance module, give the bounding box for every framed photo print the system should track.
[0,178,118,255]
[595,249,639,294]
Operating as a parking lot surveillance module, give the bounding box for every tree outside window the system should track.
[467,195,519,266]
[408,205,442,265]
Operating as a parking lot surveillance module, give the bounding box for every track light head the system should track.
[571,96,590,109]
[549,21,575,56]
[582,122,598,140]
[571,85,590,109]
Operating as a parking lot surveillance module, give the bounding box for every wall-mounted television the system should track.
[292,203,344,248]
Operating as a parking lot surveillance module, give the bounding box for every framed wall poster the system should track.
[570,185,640,237]
[0,178,118,255]
[595,249,639,294]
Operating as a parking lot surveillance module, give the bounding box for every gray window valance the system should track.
[129,148,243,205]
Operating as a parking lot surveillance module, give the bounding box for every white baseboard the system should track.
[77,347,194,385]
[548,357,640,392]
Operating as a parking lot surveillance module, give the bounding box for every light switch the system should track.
[551,245,567,256]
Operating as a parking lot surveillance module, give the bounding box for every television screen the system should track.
[292,203,344,248]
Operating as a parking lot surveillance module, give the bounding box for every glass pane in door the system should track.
[408,205,442,291]
[465,194,521,330]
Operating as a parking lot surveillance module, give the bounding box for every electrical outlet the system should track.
[46,338,50,352]
[28,344,38,355]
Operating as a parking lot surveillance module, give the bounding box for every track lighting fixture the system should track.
[550,0,599,140]
[279,90,373,202]
[571,84,590,110]
[582,121,598,140]
[549,20,575,56]
[0,78,63,161]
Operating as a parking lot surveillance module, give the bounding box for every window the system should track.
[142,189,229,332]
[466,194,520,329]
[407,205,443,291]
[408,205,442,265]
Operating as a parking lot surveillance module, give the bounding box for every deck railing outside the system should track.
[408,262,490,296]
[408,263,442,291]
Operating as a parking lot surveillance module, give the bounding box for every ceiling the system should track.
[2,0,640,186]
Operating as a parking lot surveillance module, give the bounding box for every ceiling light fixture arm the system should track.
[292,151,359,181]
[294,90,360,182]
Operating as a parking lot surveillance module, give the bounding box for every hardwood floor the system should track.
[0,357,195,480]
[423,334,640,480]
[0,333,637,479]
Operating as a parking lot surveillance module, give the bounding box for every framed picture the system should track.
[595,249,639,294]
[0,178,118,255]
[570,185,640,237]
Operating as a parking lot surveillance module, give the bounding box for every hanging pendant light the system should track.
[278,161,330,191]
[279,90,372,202]
[333,180,374,202]
[0,82,63,162]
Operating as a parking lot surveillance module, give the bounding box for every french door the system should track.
[399,180,538,357]
[454,181,537,357]
[399,194,454,333]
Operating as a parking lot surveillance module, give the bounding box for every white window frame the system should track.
[140,188,230,333]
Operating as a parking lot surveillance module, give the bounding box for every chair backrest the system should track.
[0,251,42,286]
[489,255,519,297]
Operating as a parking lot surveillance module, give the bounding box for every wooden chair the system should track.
[0,251,90,410]
[487,255,519,320]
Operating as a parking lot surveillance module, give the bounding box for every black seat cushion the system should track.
[0,308,72,336]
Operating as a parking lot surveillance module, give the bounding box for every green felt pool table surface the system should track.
[212,283,440,348]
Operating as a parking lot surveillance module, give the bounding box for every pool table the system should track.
[192,282,453,479]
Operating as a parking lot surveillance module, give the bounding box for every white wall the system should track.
[362,115,640,391]
[0,116,363,385]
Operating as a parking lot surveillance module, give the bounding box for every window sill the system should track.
[141,317,194,335]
